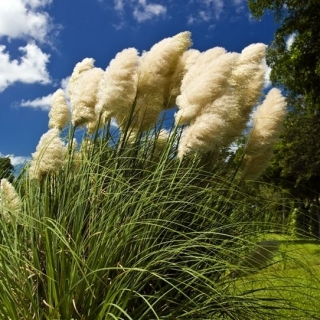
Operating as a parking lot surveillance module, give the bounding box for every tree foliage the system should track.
[248,0,320,183]
[249,0,320,104]
[248,0,320,237]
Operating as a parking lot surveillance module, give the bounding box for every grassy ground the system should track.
[233,234,320,319]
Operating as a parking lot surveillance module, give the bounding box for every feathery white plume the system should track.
[49,89,70,130]
[242,88,287,180]
[0,179,21,222]
[68,58,104,127]
[96,48,140,129]
[29,128,66,180]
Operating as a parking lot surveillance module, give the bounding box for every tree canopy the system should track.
[249,0,320,105]
[248,0,320,188]
[248,0,320,237]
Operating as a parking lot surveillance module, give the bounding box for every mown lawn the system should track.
[233,234,320,319]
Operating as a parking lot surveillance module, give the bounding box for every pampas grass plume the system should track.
[231,43,267,110]
[68,58,104,127]
[49,89,70,130]
[179,47,226,93]
[0,178,21,221]
[96,48,139,128]
[175,52,238,125]
[29,128,67,180]
[242,88,287,180]
[165,49,200,110]
[134,31,192,131]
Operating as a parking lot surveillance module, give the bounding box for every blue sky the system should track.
[0,0,278,168]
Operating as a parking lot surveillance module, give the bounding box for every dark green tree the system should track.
[248,0,320,104]
[0,157,14,182]
[264,109,320,237]
[248,0,320,237]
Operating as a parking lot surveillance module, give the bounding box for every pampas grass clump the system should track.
[0,32,317,320]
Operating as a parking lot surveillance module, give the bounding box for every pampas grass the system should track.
[0,32,318,319]
[0,125,318,319]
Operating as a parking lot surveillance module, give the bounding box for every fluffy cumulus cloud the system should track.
[20,94,52,111]
[133,0,167,22]
[0,43,50,92]
[0,0,54,91]
[0,0,53,42]
[113,0,167,23]
[19,77,70,111]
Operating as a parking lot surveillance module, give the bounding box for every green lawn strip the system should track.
[233,235,320,318]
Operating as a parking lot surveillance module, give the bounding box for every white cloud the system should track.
[188,0,223,24]
[198,10,212,22]
[209,0,224,13]
[232,0,244,5]
[187,15,195,24]
[262,58,272,89]
[0,152,30,167]
[113,0,167,23]
[20,94,52,111]
[286,33,296,50]
[264,65,272,89]
[110,117,119,128]
[206,0,223,19]
[114,0,124,11]
[0,43,51,92]
[189,0,247,24]
[0,0,53,42]
[18,77,70,111]
[0,0,56,91]
[133,0,167,22]
[9,155,30,167]
[231,0,245,14]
